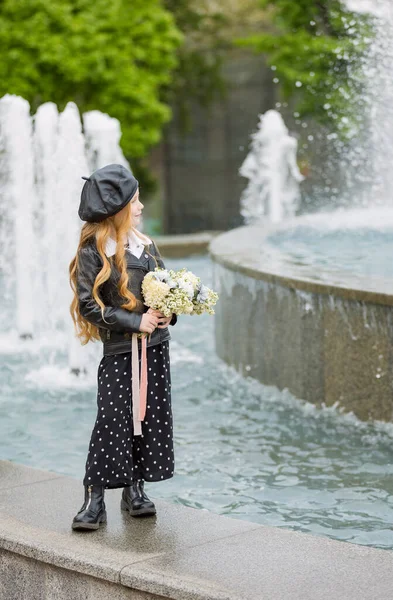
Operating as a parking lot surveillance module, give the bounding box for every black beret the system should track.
[78,163,138,222]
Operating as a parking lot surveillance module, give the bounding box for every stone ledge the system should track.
[209,224,393,307]
[209,222,393,421]
[154,232,222,258]
[1,460,393,600]
[0,549,156,600]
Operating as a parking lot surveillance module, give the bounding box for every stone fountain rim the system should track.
[209,209,393,308]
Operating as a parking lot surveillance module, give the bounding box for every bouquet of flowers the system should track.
[141,267,219,317]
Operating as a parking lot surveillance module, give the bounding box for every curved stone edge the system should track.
[209,225,393,308]
[2,463,393,599]
[0,461,252,600]
[0,507,245,600]
[210,230,393,421]
[154,231,222,258]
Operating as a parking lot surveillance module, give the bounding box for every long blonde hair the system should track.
[69,199,149,345]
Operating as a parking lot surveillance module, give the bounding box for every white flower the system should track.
[142,277,170,311]
[152,269,170,282]
[141,266,218,318]
[196,284,209,303]
[166,277,178,289]
[182,271,200,287]
[177,278,194,299]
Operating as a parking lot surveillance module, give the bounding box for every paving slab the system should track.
[0,459,61,491]
[0,460,258,597]
[122,523,393,600]
[1,460,393,600]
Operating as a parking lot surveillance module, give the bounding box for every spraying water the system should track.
[356,1,393,205]
[33,102,60,333]
[239,110,304,224]
[240,2,393,216]
[83,110,130,172]
[0,95,36,338]
[53,103,91,373]
[0,94,133,377]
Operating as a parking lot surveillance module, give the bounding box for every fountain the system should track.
[0,95,36,339]
[33,102,60,336]
[0,94,132,378]
[211,1,393,423]
[239,110,304,224]
[4,2,393,556]
[4,6,393,549]
[83,110,130,172]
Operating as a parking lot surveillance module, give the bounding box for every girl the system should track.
[69,163,177,531]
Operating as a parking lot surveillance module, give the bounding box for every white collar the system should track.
[105,229,152,258]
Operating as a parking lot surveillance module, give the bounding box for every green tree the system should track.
[0,0,182,159]
[237,0,371,136]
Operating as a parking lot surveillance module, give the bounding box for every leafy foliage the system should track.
[0,0,182,158]
[237,0,372,135]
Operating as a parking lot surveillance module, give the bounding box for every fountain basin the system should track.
[210,208,393,422]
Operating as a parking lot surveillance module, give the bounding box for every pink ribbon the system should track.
[131,333,148,436]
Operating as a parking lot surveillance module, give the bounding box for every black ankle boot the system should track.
[121,479,156,517]
[72,484,107,530]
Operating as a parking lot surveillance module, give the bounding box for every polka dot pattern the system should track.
[83,341,174,488]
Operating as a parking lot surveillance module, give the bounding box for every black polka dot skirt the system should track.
[83,340,174,489]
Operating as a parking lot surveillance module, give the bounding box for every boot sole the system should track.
[72,513,107,531]
[120,498,156,517]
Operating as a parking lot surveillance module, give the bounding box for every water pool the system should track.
[265,208,393,282]
[2,256,393,549]
[267,227,393,279]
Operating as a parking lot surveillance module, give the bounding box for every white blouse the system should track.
[105,230,152,259]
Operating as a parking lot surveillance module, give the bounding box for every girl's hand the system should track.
[147,308,172,328]
[140,313,159,334]
[157,315,172,328]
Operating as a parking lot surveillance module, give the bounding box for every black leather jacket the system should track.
[76,238,177,356]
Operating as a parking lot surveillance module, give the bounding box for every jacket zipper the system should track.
[85,485,93,511]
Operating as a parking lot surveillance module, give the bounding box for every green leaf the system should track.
[236,0,372,136]
[0,0,182,158]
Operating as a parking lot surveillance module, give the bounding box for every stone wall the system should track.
[0,549,158,600]
[3,460,393,600]
[161,50,276,234]
[210,224,393,422]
